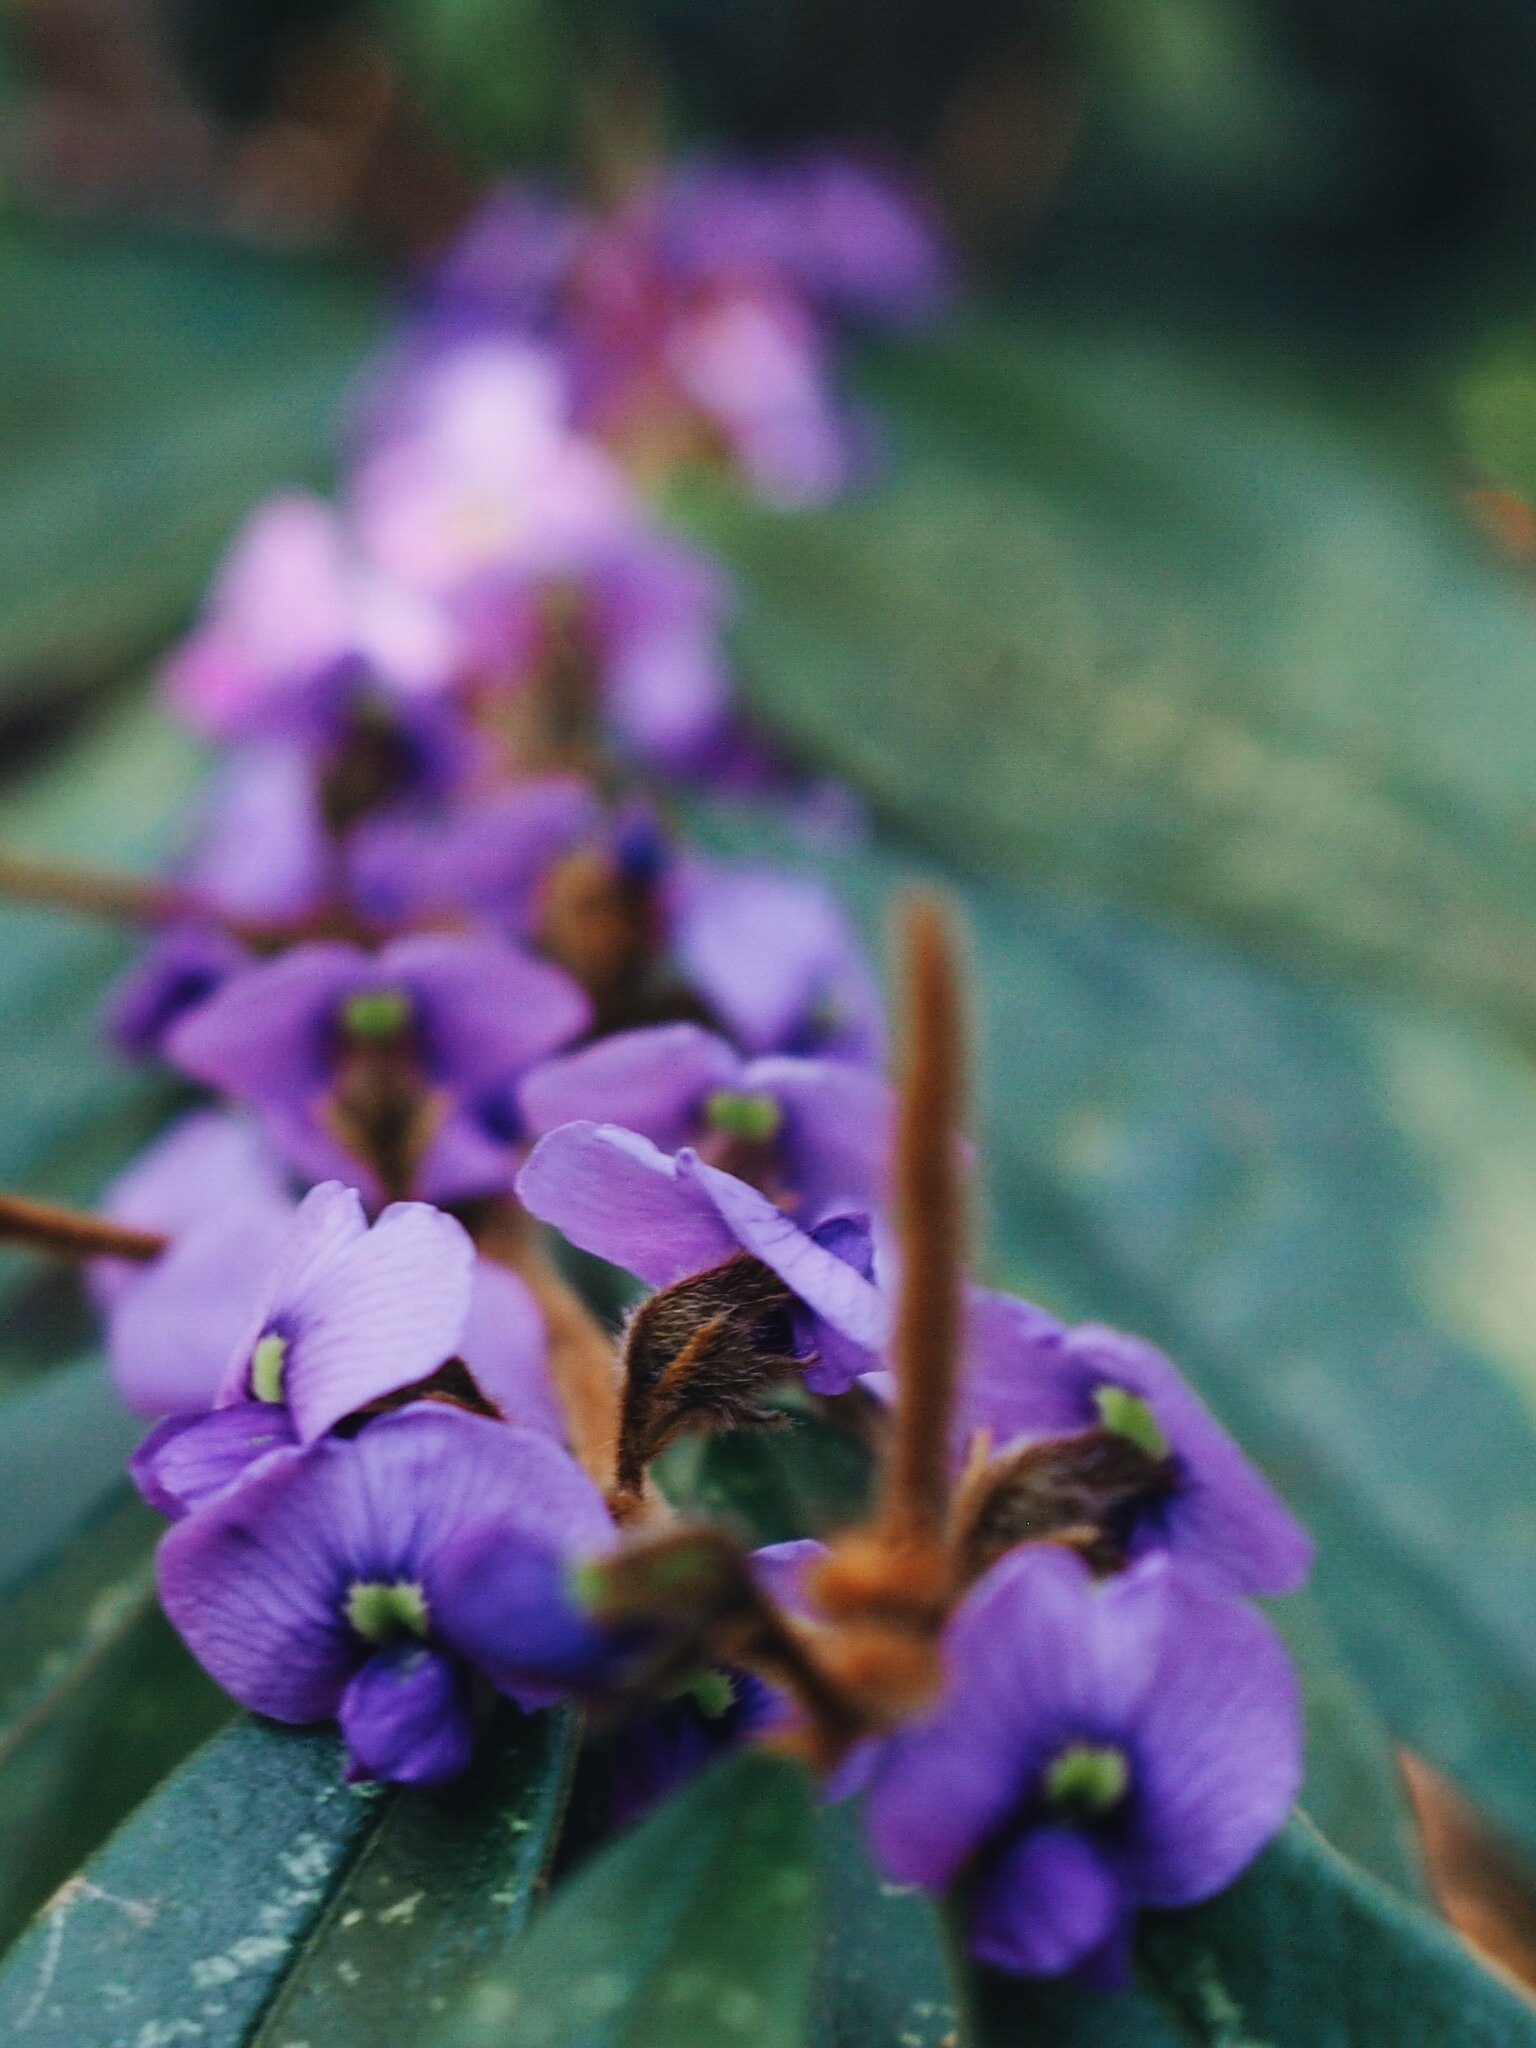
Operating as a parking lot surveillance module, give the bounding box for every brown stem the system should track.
[0,1192,165,1265]
[877,891,967,1551]
[0,848,383,953]
[471,1199,623,1497]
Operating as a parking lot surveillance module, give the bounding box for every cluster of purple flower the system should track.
[68,152,1306,1987]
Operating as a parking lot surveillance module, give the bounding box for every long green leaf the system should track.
[433,1750,818,2048]
[0,1708,576,2043]
[812,1804,960,2048]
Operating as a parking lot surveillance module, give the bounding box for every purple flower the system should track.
[156,1405,616,1783]
[668,860,883,1065]
[347,775,601,934]
[937,1291,1313,1599]
[163,933,590,1205]
[181,744,334,924]
[104,925,249,1060]
[517,1120,889,1395]
[520,1021,891,1224]
[860,1547,1301,1983]
[92,1113,295,1417]
[163,492,457,743]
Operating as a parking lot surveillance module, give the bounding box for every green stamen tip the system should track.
[570,1560,611,1613]
[346,1579,430,1644]
[342,988,413,1042]
[250,1333,288,1405]
[1093,1385,1168,1461]
[1045,1742,1129,1816]
[681,1669,736,1720]
[705,1089,782,1144]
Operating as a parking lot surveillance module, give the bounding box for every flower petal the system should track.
[165,944,366,1106]
[281,1201,476,1442]
[517,1122,737,1287]
[519,1024,740,1150]
[461,1258,563,1438]
[132,1403,300,1517]
[385,933,590,1089]
[744,1055,892,1221]
[339,1645,474,1785]
[969,1827,1126,1981]
[1117,1569,1302,1907]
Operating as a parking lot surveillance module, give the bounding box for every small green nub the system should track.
[705,1089,782,1144]
[569,1560,610,1614]
[342,988,413,1042]
[346,1580,430,1645]
[1044,1742,1129,1816]
[1093,1384,1168,1461]
[250,1332,288,1405]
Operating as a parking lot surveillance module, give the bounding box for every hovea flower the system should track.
[164,933,590,1205]
[104,925,249,1061]
[163,492,457,742]
[520,1021,891,1223]
[180,744,333,924]
[935,1291,1313,1598]
[861,1547,1301,1983]
[92,1112,295,1417]
[347,775,601,934]
[130,1181,564,1515]
[157,1405,616,1783]
[669,861,883,1065]
[517,1120,889,1396]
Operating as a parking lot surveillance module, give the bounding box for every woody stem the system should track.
[0,1191,165,1265]
[878,892,967,1552]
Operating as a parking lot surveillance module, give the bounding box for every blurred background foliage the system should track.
[5,0,1536,2000]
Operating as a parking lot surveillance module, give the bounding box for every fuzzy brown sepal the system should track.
[951,1425,1173,1585]
[612,1252,802,1495]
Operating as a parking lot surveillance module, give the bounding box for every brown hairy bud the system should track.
[951,1426,1174,1586]
[613,1254,802,1496]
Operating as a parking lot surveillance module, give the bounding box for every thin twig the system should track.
[0,1192,165,1265]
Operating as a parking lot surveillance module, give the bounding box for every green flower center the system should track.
[1092,1385,1168,1461]
[342,988,414,1042]
[250,1333,289,1405]
[704,1089,782,1144]
[1044,1742,1129,1816]
[346,1580,430,1644]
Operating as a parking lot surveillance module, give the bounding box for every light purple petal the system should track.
[969,1827,1126,1981]
[952,1288,1070,1454]
[519,1024,740,1148]
[165,944,367,1105]
[749,1538,825,1620]
[516,1122,738,1287]
[414,1109,523,1207]
[1117,1568,1302,1907]
[383,933,590,1087]
[339,1645,474,1785]
[280,1200,476,1442]
[461,1257,563,1438]
[132,1403,300,1517]
[184,743,331,922]
[744,1055,892,1220]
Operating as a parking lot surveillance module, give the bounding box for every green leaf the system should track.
[976,1820,1536,2047]
[432,1750,819,2048]
[661,1400,875,1545]
[0,222,376,718]
[686,316,1536,1034]
[0,1708,577,2042]
[812,1803,960,2048]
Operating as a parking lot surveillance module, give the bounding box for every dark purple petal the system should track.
[862,1548,1163,1892]
[429,1527,616,1708]
[132,1403,300,1517]
[339,1645,474,1785]
[517,1122,738,1287]
[415,1107,524,1206]
[165,944,366,1106]
[519,1023,740,1149]
[104,926,248,1060]
[1116,1569,1302,1908]
[969,1827,1126,1981]
[384,932,590,1088]
[278,1198,476,1442]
